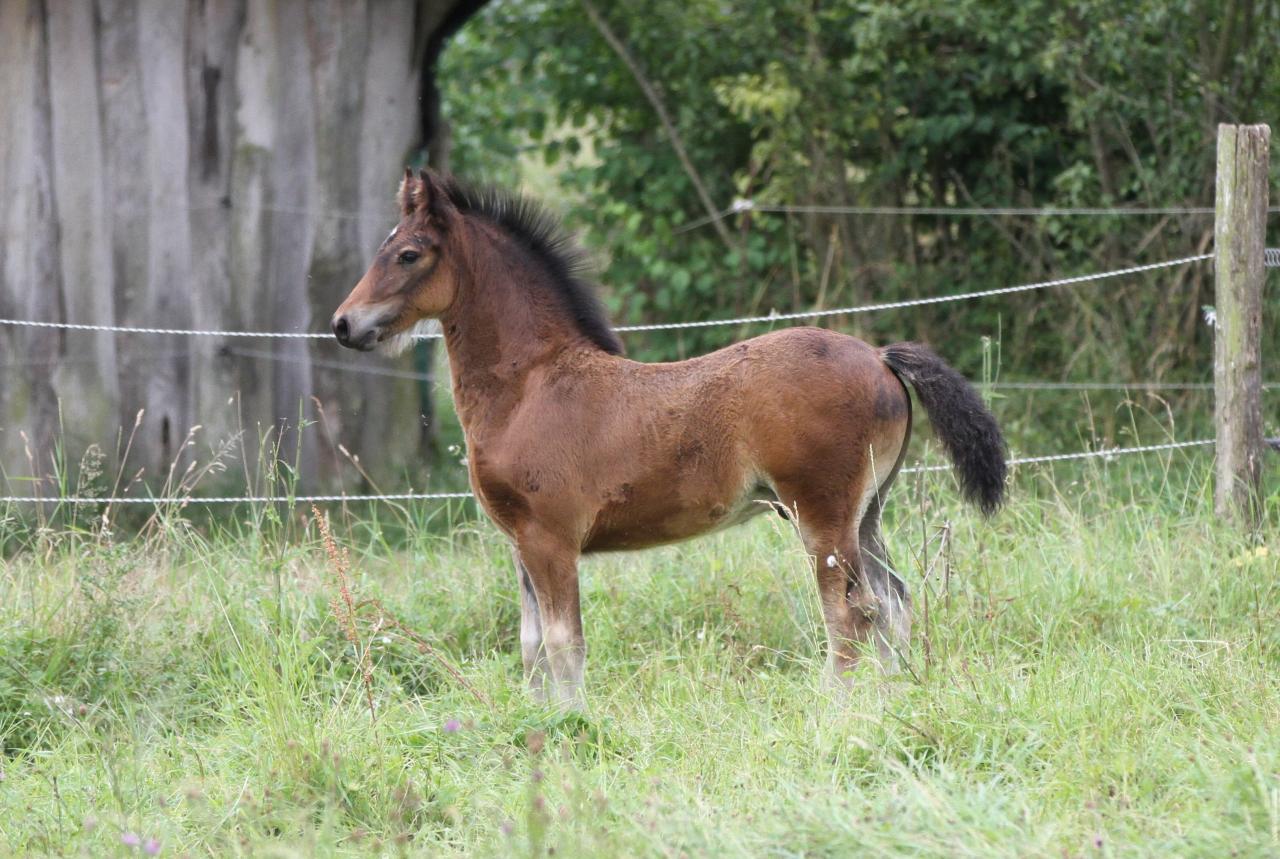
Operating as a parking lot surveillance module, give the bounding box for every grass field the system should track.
[1,452,1277,857]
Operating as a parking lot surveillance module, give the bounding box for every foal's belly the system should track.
[581,479,780,553]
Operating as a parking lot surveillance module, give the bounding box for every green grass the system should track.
[1,453,1277,857]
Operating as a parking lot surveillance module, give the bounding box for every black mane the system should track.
[440,177,624,356]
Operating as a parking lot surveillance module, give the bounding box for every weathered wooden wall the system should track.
[0,0,472,496]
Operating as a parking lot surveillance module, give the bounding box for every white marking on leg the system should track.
[542,619,586,706]
[515,555,549,701]
[856,460,881,528]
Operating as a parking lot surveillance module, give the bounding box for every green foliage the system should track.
[441,0,1280,400]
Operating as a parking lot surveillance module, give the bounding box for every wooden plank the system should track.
[0,0,63,482]
[306,0,373,486]
[98,0,152,450]
[1213,123,1269,527]
[308,0,367,280]
[351,0,426,486]
[264,0,318,482]
[46,1,120,438]
[137,0,196,476]
[185,0,245,452]
[228,0,277,462]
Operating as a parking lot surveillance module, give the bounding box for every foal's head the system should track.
[331,168,457,353]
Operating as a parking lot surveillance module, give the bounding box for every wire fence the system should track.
[0,253,1222,340]
[0,438,1219,505]
[2,248,1275,341]
[677,200,1280,234]
[897,439,1216,475]
[987,380,1280,391]
[613,255,1212,332]
[0,239,1271,508]
[107,197,1280,229]
[0,491,475,506]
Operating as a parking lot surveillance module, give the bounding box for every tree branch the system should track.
[579,0,739,252]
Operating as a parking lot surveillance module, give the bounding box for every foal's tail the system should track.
[881,342,1007,515]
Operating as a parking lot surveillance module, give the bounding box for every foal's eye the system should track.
[398,250,420,264]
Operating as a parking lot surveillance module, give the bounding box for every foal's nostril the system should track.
[332,315,350,344]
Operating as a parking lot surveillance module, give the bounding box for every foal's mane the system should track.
[440,177,624,356]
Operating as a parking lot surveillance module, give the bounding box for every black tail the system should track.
[881,342,1007,515]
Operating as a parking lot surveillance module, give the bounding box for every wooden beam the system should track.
[1213,123,1269,528]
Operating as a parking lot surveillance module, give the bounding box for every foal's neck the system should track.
[439,220,603,435]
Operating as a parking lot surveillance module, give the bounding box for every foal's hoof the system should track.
[527,678,586,711]
[823,665,860,694]
[549,686,587,712]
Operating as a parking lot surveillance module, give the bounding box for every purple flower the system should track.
[121,832,141,848]
[443,719,461,733]
[144,838,161,855]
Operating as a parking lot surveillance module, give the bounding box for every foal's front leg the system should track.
[513,531,585,706]
[513,551,550,702]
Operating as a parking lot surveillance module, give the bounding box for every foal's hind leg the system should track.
[806,526,879,687]
[859,496,912,671]
[513,551,550,702]
[780,480,903,686]
[774,486,876,686]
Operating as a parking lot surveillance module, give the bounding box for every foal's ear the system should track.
[417,168,451,218]
[396,167,450,219]
[396,167,418,217]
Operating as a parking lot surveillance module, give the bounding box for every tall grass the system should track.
[0,451,1276,856]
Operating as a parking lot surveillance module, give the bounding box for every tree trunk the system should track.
[0,0,483,498]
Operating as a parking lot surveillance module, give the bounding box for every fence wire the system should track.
[898,439,1215,475]
[678,200,1280,233]
[0,438,1216,505]
[0,247,1257,506]
[988,380,1279,391]
[614,255,1211,332]
[0,254,1213,340]
[111,197,1280,228]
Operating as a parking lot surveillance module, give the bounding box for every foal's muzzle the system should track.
[330,311,382,351]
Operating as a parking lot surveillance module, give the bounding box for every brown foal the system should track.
[333,169,1006,705]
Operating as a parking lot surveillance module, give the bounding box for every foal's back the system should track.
[521,326,911,552]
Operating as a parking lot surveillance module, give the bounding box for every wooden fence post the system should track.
[1213,123,1269,528]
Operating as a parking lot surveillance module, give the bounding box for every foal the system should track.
[333,169,1005,705]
